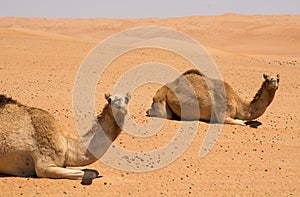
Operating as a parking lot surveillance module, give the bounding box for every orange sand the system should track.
[0,14,299,196]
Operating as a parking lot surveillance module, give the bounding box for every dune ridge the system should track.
[1,15,299,56]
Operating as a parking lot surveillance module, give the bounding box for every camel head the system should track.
[263,74,280,91]
[146,86,170,119]
[105,93,131,118]
[146,94,170,119]
[146,102,167,118]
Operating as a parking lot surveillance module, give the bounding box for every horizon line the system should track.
[1,13,299,20]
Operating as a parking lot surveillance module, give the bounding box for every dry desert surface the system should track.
[0,14,299,196]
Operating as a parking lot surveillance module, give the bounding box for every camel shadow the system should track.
[0,173,11,177]
[147,115,263,129]
[246,120,262,128]
[0,169,102,185]
[0,173,38,178]
[81,169,102,185]
[199,119,262,128]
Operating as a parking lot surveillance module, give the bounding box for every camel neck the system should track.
[97,105,123,142]
[65,120,114,167]
[236,83,276,120]
[65,105,123,167]
[248,85,276,119]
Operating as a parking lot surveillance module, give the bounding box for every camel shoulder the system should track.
[26,107,60,130]
[27,107,66,152]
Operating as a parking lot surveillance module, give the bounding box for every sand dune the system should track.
[0,15,299,196]
[1,14,299,56]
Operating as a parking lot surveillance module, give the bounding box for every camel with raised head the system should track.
[0,93,130,179]
[147,69,279,125]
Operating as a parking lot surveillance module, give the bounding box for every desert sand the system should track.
[0,14,299,196]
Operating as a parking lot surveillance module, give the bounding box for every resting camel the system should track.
[0,93,130,179]
[147,69,279,125]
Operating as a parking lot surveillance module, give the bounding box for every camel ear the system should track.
[105,93,111,103]
[276,74,280,82]
[125,92,131,104]
[263,74,268,80]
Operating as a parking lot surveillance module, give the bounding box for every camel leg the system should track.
[33,156,98,180]
[165,103,173,119]
[35,165,99,180]
[225,117,247,126]
[35,165,83,179]
[67,167,100,179]
[67,166,86,171]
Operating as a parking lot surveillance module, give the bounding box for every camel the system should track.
[0,93,130,179]
[146,69,279,125]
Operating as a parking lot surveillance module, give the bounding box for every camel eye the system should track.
[125,97,130,104]
[277,78,280,83]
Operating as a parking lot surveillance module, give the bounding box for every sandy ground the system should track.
[0,14,299,196]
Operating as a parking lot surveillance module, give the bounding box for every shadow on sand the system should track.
[246,120,262,128]
[0,169,102,185]
[81,169,102,185]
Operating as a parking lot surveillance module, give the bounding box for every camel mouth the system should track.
[146,109,161,118]
[269,79,279,90]
[271,84,279,90]
[113,107,128,115]
[146,109,150,117]
[146,108,155,117]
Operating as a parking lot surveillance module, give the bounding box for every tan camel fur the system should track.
[147,69,279,125]
[0,93,130,179]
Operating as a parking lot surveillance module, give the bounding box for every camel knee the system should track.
[35,166,50,178]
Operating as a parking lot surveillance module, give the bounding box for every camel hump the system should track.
[182,69,205,77]
[0,95,18,108]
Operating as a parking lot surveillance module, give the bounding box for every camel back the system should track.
[182,69,206,77]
